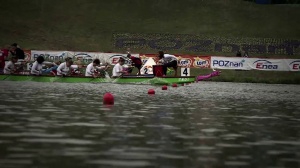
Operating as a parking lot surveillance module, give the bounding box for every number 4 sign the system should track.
[181,67,190,76]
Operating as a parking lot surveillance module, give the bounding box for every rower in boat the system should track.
[157,51,178,77]
[3,56,18,74]
[85,59,109,78]
[71,57,83,75]
[112,57,127,78]
[57,59,73,76]
[127,54,142,75]
[42,61,61,75]
[30,56,45,76]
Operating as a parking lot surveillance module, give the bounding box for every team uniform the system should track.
[85,63,106,77]
[85,63,96,77]
[159,54,178,75]
[3,61,15,74]
[112,63,124,77]
[30,61,43,75]
[57,62,70,76]
[129,56,142,70]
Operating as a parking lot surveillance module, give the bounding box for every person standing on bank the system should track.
[157,51,178,77]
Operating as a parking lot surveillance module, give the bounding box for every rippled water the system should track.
[0,81,300,168]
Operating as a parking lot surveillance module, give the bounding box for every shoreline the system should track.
[191,69,300,85]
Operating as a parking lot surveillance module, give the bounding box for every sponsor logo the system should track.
[289,60,300,70]
[33,52,69,61]
[253,60,279,69]
[213,59,244,67]
[193,57,210,68]
[177,56,192,67]
[108,55,131,65]
[24,51,31,62]
[73,53,93,63]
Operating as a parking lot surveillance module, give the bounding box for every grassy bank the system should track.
[193,69,300,84]
[0,0,299,84]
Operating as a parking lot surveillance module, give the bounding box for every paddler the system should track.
[157,51,178,77]
[85,59,110,78]
[3,56,18,74]
[112,57,127,78]
[42,61,61,75]
[127,54,142,75]
[57,59,73,76]
[30,56,45,75]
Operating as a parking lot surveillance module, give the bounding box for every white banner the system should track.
[211,57,251,70]
[284,59,300,71]
[99,53,139,65]
[29,51,300,72]
[31,51,139,66]
[247,58,289,71]
[31,50,74,62]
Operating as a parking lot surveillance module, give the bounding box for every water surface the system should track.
[0,81,299,168]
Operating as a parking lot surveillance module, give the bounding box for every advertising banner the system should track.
[99,53,139,65]
[31,50,74,62]
[247,58,290,71]
[30,50,299,71]
[139,54,211,68]
[284,59,300,71]
[31,50,139,65]
[175,55,210,68]
[211,56,251,70]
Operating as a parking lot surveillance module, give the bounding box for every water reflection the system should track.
[0,81,299,168]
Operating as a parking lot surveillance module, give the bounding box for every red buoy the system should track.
[172,83,178,87]
[103,92,114,105]
[148,89,155,94]
[162,85,168,90]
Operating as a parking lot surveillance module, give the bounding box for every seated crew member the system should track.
[57,59,73,76]
[112,57,127,78]
[157,51,178,77]
[3,56,18,74]
[42,61,61,75]
[127,54,142,75]
[85,59,109,78]
[31,56,45,75]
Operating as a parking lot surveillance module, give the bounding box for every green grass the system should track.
[0,0,299,55]
[193,69,300,84]
[1,0,299,84]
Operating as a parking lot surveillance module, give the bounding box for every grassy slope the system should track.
[0,0,299,54]
[0,0,299,84]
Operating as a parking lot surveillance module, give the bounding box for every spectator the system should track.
[243,50,249,57]
[236,50,242,57]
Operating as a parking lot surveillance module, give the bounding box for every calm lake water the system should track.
[0,81,299,168]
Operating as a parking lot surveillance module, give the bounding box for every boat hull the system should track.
[0,75,195,85]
